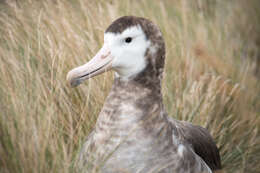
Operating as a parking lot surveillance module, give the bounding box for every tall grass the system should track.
[0,0,259,173]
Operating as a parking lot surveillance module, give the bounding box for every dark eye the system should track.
[125,37,132,43]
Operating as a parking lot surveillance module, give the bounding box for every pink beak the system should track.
[66,43,113,87]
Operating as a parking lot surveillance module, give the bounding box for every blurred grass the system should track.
[0,0,259,173]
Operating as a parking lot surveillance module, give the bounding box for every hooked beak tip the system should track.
[66,70,80,88]
[69,79,81,88]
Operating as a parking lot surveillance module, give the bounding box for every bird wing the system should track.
[168,117,221,171]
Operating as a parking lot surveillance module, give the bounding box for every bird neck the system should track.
[95,77,166,131]
[113,76,163,107]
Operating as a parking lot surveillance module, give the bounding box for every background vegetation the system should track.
[0,0,259,172]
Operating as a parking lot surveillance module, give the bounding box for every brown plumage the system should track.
[169,119,221,170]
[67,16,221,173]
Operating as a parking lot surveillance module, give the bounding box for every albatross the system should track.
[67,16,221,173]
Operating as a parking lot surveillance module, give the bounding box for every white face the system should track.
[66,25,150,87]
[105,25,150,79]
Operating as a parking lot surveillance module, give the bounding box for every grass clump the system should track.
[0,0,259,173]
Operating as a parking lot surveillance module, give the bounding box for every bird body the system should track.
[67,16,221,173]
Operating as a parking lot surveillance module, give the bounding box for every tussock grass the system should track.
[0,0,259,172]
